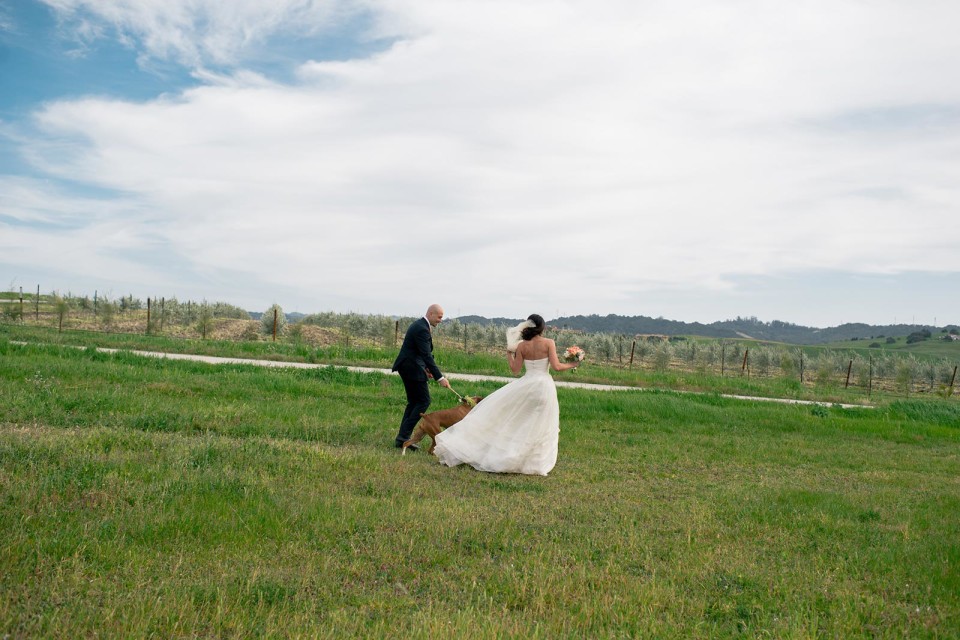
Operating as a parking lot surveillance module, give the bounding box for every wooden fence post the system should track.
[36,285,40,320]
[721,344,726,377]
[19,287,23,320]
[629,340,636,369]
[146,297,151,334]
[950,365,957,397]
[799,351,804,383]
[395,320,400,347]
[160,297,165,332]
[845,360,853,388]
[272,308,278,342]
[742,349,749,375]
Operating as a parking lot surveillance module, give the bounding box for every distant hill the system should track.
[248,310,951,346]
[456,313,953,345]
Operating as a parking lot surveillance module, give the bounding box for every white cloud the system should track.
[3,0,960,323]
[0,6,13,33]
[42,0,360,66]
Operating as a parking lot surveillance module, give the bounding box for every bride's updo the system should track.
[521,314,545,341]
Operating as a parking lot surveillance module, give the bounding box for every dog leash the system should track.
[446,385,477,407]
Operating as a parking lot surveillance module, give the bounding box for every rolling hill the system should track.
[456,313,958,346]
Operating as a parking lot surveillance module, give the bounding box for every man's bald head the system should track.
[426,304,444,327]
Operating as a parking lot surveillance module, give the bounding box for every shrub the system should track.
[119,295,143,311]
[2,303,23,323]
[753,348,772,376]
[99,300,118,329]
[196,303,215,339]
[780,353,797,377]
[261,304,287,337]
[652,343,672,372]
[895,358,918,394]
[212,302,251,319]
[287,323,304,344]
[53,294,71,332]
[696,343,719,374]
[240,322,262,341]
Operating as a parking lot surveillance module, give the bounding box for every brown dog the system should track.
[402,396,483,455]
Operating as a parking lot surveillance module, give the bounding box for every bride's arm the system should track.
[548,339,578,372]
[508,343,524,374]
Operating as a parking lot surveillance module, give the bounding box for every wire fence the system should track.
[2,289,957,399]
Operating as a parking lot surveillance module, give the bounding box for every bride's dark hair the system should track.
[521,314,545,341]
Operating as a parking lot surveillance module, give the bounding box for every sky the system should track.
[2,0,959,328]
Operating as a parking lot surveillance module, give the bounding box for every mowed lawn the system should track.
[1,340,958,638]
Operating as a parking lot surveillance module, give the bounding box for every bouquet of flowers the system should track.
[563,345,586,364]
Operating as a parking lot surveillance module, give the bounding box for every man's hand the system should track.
[438,378,451,389]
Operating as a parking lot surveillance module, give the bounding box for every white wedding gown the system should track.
[433,358,559,476]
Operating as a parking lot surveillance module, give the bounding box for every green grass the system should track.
[1,338,959,637]
[0,323,910,406]
[818,335,960,360]
[677,331,960,366]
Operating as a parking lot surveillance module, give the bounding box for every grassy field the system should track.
[2,336,959,638]
[4,307,959,404]
[0,323,918,406]
[816,335,960,361]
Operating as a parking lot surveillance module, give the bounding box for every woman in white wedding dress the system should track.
[433,314,580,476]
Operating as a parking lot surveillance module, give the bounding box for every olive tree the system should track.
[197,302,215,339]
[261,304,287,338]
[53,294,71,332]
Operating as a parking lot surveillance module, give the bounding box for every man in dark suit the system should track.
[392,303,451,449]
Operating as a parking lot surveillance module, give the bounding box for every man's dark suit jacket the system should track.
[391,317,443,381]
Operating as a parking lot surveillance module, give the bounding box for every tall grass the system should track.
[1,339,959,637]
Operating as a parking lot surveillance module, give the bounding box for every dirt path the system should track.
[102,347,871,409]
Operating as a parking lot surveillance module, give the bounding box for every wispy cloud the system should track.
[0,6,13,33]
[41,0,365,66]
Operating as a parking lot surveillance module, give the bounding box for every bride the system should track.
[433,314,579,476]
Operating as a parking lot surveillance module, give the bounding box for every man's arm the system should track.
[413,323,445,382]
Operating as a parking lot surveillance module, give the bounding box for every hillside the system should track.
[457,313,958,346]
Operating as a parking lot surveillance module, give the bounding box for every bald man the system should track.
[391,304,452,449]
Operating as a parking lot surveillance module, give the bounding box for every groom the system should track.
[392,303,451,449]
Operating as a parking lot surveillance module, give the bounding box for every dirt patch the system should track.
[16,312,347,348]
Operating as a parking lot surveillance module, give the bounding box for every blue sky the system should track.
[2,0,959,328]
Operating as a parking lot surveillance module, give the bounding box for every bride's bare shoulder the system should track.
[526,336,553,357]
